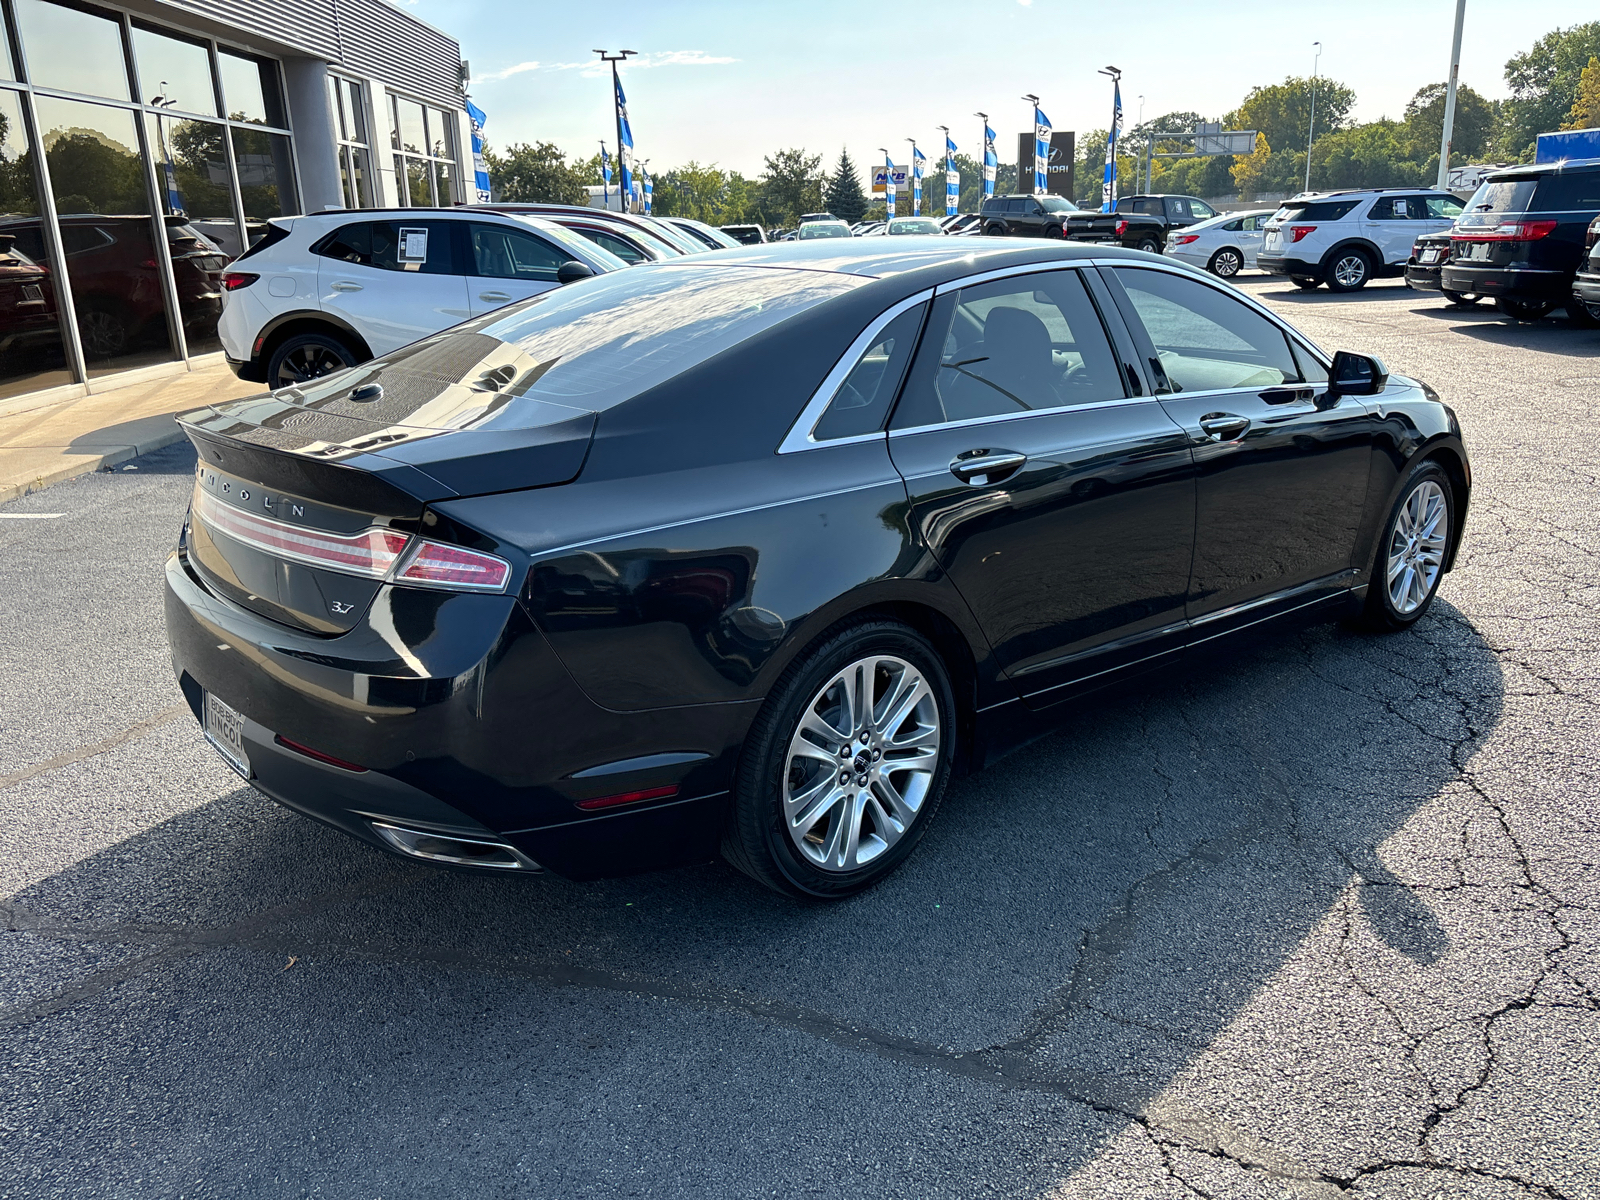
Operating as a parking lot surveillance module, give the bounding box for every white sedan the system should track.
[1163,208,1276,278]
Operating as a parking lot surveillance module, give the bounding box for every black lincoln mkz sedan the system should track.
[166,239,1470,898]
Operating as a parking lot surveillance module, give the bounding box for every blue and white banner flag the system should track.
[642,167,652,215]
[911,145,926,216]
[1034,106,1051,194]
[886,155,896,218]
[614,74,634,204]
[983,121,997,197]
[465,98,492,203]
[600,145,612,185]
[944,133,958,216]
[1101,81,1123,212]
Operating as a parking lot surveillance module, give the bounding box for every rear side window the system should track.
[469,222,571,281]
[582,228,648,264]
[812,303,925,441]
[316,221,457,275]
[1278,200,1361,222]
[1006,198,1028,214]
[890,269,1124,429]
[1370,196,1426,220]
[1112,267,1300,392]
[1532,171,1600,212]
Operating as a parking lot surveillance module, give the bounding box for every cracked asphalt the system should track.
[2,276,1598,1198]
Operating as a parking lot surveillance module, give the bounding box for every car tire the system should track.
[983,223,1007,236]
[266,330,360,388]
[1209,248,1244,277]
[1350,461,1455,633]
[1292,278,1321,291]
[1324,249,1373,292]
[1494,296,1555,321]
[76,302,131,359]
[1442,289,1481,308]
[1564,299,1600,328]
[722,620,956,900]
[1135,237,1161,254]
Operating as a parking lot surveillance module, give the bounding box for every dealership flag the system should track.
[983,121,997,198]
[642,166,652,215]
[614,74,634,203]
[912,145,925,216]
[1034,105,1051,194]
[465,98,492,203]
[945,133,958,216]
[1101,81,1123,212]
[886,155,896,218]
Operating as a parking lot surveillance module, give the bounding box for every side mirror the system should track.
[557,260,596,285]
[1329,350,1389,396]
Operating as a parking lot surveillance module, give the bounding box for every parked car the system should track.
[979,194,1167,251]
[1259,189,1464,292]
[798,213,838,224]
[855,222,886,237]
[1163,208,1275,277]
[0,233,63,364]
[885,216,944,236]
[942,214,980,235]
[797,220,853,240]
[480,204,693,264]
[217,208,625,387]
[1441,159,1600,323]
[168,239,1469,898]
[1571,214,1600,324]
[1403,231,1482,307]
[1115,194,1223,239]
[663,217,742,250]
[720,224,767,245]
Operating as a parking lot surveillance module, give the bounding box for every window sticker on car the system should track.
[399,227,428,270]
[1393,199,1409,218]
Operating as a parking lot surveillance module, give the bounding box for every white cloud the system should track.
[1017,0,1033,6]
[476,50,737,83]
[475,60,543,82]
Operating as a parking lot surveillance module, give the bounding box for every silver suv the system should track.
[1258,189,1464,291]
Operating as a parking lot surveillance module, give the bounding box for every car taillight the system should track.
[1452,219,1559,242]
[1115,218,1128,237]
[1587,221,1600,251]
[394,540,511,592]
[1289,225,1316,243]
[1171,234,1199,246]
[221,271,258,290]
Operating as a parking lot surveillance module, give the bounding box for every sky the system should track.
[406,0,1599,178]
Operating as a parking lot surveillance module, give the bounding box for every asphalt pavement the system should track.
[2,277,1597,1199]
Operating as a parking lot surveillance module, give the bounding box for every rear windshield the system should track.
[1463,179,1538,215]
[1272,200,1360,222]
[466,264,863,418]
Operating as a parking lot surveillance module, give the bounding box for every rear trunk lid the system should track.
[179,329,594,634]
[1064,212,1119,241]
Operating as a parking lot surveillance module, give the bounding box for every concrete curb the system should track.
[0,424,188,506]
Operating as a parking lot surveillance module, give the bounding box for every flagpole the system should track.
[595,49,636,210]
[973,113,988,206]
[599,139,609,210]
[1099,66,1122,212]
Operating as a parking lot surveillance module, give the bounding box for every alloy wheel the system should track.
[79,309,127,357]
[275,343,348,386]
[782,654,940,873]
[1212,249,1242,277]
[1385,480,1449,615]
[1332,254,1368,288]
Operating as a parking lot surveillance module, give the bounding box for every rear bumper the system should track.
[1405,263,1443,292]
[164,545,753,880]
[225,354,266,383]
[1438,264,1570,301]
[1256,253,1319,278]
[1572,270,1600,307]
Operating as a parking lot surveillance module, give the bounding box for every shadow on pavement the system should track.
[2,598,1503,1197]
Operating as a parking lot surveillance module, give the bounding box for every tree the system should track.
[822,150,867,223]
[484,141,589,204]
[1500,22,1600,156]
[760,147,822,226]
[1227,76,1356,161]
[1230,132,1273,199]
[1403,82,1496,160]
[1310,120,1431,190]
[1563,55,1600,130]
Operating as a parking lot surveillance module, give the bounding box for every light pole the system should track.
[879,146,892,219]
[594,49,636,209]
[937,125,953,216]
[1021,94,1040,193]
[905,137,918,215]
[1305,41,1321,194]
[1135,94,1145,193]
[1436,0,1467,192]
[599,139,609,210]
[973,112,989,203]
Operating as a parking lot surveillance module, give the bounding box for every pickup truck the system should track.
[978,194,1167,250]
[1114,194,1223,240]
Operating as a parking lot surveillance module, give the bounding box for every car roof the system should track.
[654,237,1153,283]
[1488,157,1600,180]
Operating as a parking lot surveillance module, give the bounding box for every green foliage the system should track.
[761,147,823,226]
[1227,76,1356,158]
[484,140,590,204]
[1501,22,1600,156]
[1564,55,1600,130]
[1403,82,1496,159]
[823,150,867,223]
[650,162,760,225]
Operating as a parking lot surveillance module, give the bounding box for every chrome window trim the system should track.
[776,289,933,454]
[888,393,1158,439]
[930,259,1086,295]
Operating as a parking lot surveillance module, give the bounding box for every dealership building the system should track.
[0,0,471,405]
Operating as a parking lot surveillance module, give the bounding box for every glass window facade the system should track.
[328,74,370,208]
[389,93,458,206]
[0,0,297,392]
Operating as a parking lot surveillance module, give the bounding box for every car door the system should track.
[1102,265,1375,636]
[1363,196,1424,267]
[465,220,570,316]
[1166,197,1194,228]
[886,267,1197,707]
[316,219,471,355]
[1421,194,1465,237]
[1238,214,1265,265]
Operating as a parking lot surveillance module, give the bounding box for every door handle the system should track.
[330,281,363,292]
[478,290,513,302]
[1258,386,1315,404]
[949,449,1027,486]
[1198,413,1250,441]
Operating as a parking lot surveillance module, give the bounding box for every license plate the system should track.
[1421,248,1443,263]
[204,692,251,778]
[1465,242,1491,262]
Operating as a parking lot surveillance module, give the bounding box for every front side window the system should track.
[470,222,570,281]
[1425,196,1464,219]
[813,303,925,441]
[1112,267,1299,392]
[891,270,1125,429]
[581,228,647,264]
[1191,200,1217,219]
[1168,199,1192,220]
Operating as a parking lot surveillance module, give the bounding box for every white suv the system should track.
[217,209,626,388]
[1258,189,1465,292]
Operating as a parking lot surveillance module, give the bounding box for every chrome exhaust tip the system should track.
[369,821,541,871]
